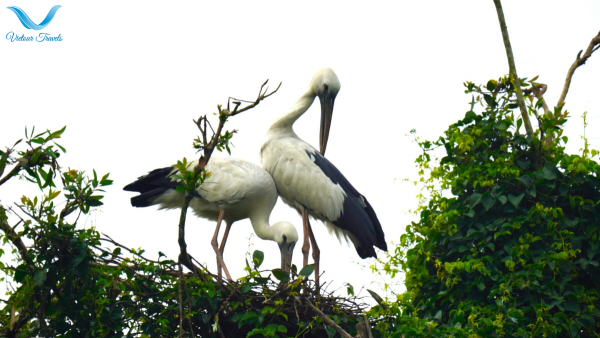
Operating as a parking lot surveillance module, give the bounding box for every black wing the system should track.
[306,150,387,258]
[123,167,179,207]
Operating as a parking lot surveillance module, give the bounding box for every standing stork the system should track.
[260,68,387,285]
[124,157,298,279]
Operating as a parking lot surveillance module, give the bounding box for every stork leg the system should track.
[211,210,232,280]
[307,222,320,289]
[301,208,311,268]
[217,221,233,278]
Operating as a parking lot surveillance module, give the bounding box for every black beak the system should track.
[319,92,335,156]
[279,242,295,273]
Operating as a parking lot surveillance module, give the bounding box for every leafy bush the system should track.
[373,76,600,337]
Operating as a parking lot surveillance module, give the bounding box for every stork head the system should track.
[272,221,298,273]
[309,68,341,156]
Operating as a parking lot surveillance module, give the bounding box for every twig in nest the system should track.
[558,30,600,109]
[305,297,354,338]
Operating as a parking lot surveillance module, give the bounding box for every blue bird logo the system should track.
[6,5,62,31]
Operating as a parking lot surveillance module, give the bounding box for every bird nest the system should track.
[190,265,371,338]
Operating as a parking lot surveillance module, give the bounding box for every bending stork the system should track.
[124,157,298,279]
[260,68,386,285]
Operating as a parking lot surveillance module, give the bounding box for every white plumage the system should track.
[261,137,346,234]
[260,68,386,284]
[124,157,298,279]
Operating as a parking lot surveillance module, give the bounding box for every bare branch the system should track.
[99,234,165,265]
[493,0,534,136]
[305,297,354,338]
[558,31,600,108]
[230,80,282,117]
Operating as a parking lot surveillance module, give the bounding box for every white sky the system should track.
[1,0,599,304]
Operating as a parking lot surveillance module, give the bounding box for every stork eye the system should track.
[324,84,329,91]
[282,235,287,243]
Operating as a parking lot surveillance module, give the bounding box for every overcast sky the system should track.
[1,0,599,302]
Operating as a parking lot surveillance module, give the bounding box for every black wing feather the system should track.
[123,167,179,207]
[306,150,387,258]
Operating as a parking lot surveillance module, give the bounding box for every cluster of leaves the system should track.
[193,105,237,156]
[371,76,600,337]
[0,127,368,337]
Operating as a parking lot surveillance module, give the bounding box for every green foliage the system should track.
[374,76,600,337]
[170,156,211,195]
[0,127,365,337]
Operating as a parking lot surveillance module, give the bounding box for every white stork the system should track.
[260,68,387,285]
[124,157,298,279]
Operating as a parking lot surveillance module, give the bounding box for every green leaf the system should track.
[498,195,507,205]
[54,142,66,153]
[14,264,28,283]
[93,169,98,188]
[494,231,511,240]
[240,283,252,293]
[464,208,475,217]
[508,193,524,208]
[271,269,290,283]
[299,264,315,278]
[519,175,533,188]
[34,270,47,287]
[543,162,559,180]
[346,283,355,296]
[577,315,595,329]
[367,289,387,309]
[482,194,496,211]
[563,302,580,313]
[470,193,482,208]
[252,250,264,268]
[175,186,184,193]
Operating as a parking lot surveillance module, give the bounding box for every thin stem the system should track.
[178,262,184,338]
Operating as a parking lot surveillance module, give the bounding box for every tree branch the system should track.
[557,30,600,108]
[176,79,281,279]
[177,194,203,277]
[229,80,281,117]
[0,163,21,187]
[0,207,33,266]
[493,0,534,136]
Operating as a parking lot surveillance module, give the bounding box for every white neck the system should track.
[250,214,277,242]
[266,89,316,139]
